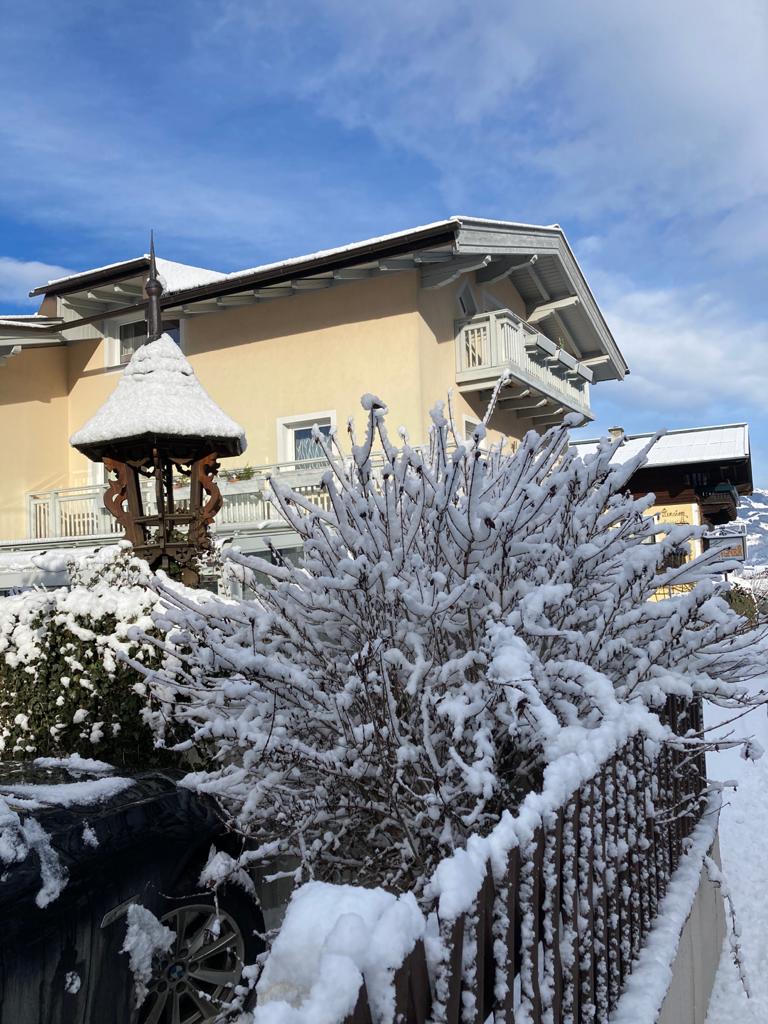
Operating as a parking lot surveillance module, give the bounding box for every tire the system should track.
[137,887,264,1024]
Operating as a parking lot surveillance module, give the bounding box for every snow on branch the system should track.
[131,391,768,894]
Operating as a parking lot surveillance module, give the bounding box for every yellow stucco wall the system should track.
[0,345,69,538]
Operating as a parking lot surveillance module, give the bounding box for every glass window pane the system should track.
[119,321,147,364]
[293,423,330,461]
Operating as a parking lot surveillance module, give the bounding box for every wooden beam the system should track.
[527,295,580,324]
[333,267,374,281]
[531,407,565,423]
[500,397,549,412]
[524,261,551,302]
[475,255,537,285]
[215,294,259,308]
[113,283,144,298]
[64,297,111,315]
[87,290,136,309]
[378,257,417,271]
[580,354,611,368]
[253,286,293,298]
[421,255,492,289]
[413,250,454,264]
[179,303,219,316]
[291,277,333,291]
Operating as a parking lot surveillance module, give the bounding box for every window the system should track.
[464,415,482,441]
[112,319,181,366]
[457,282,478,318]
[292,423,331,461]
[277,411,336,463]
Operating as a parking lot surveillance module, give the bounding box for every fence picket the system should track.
[474,865,496,1023]
[443,915,466,1024]
[578,786,596,1022]
[334,704,706,1024]
[561,797,580,1024]
[393,939,431,1024]
[496,844,521,1024]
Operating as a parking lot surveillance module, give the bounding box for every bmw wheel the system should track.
[139,890,264,1024]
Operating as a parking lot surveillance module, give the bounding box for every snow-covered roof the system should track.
[29,255,225,297]
[152,257,226,293]
[571,424,750,468]
[169,219,460,296]
[0,316,59,329]
[70,334,246,454]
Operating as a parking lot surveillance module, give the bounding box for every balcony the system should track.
[455,309,593,419]
[14,461,336,550]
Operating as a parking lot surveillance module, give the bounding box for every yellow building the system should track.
[0,217,628,589]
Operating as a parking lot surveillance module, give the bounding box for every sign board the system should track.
[703,531,747,562]
[647,502,700,527]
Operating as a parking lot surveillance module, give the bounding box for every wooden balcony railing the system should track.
[455,309,593,417]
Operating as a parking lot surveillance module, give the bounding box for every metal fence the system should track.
[343,698,705,1024]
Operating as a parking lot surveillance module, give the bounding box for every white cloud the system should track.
[593,278,768,417]
[0,257,71,307]
[203,0,768,250]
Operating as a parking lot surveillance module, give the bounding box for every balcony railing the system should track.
[455,308,592,416]
[23,461,336,545]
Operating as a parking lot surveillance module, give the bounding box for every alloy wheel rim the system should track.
[140,904,246,1024]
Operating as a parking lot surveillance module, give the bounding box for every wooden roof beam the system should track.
[501,397,550,413]
[421,255,492,289]
[113,283,144,299]
[291,278,333,291]
[253,286,294,299]
[527,295,580,324]
[379,256,417,271]
[531,407,565,423]
[333,267,374,281]
[475,254,538,285]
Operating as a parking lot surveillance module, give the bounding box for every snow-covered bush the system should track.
[0,546,175,768]
[133,389,765,893]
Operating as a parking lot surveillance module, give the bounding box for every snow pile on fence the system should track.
[253,883,426,1024]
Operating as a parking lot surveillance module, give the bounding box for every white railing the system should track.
[24,463,336,543]
[455,308,591,413]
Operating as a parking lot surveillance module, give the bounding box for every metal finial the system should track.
[145,230,163,343]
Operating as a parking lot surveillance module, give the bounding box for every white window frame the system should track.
[277,410,337,464]
[103,314,185,369]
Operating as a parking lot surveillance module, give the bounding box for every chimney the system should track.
[608,425,625,442]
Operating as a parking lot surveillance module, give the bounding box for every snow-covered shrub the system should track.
[0,546,175,768]
[133,389,765,893]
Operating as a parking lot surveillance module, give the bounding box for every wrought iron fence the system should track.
[342,698,706,1024]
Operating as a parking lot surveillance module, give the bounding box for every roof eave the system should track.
[29,258,150,298]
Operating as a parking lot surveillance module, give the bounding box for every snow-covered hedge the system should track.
[132,390,765,893]
[0,547,173,768]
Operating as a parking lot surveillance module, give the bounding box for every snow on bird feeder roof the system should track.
[70,333,246,461]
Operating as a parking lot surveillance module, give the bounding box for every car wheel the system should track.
[138,889,264,1024]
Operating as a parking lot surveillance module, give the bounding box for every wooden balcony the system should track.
[455,309,593,421]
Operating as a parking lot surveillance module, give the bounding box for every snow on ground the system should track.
[705,686,768,1024]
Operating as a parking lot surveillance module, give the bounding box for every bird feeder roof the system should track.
[70,333,246,461]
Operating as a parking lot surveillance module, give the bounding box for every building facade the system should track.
[0,217,628,589]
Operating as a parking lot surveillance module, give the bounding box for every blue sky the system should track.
[1,1,767,480]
